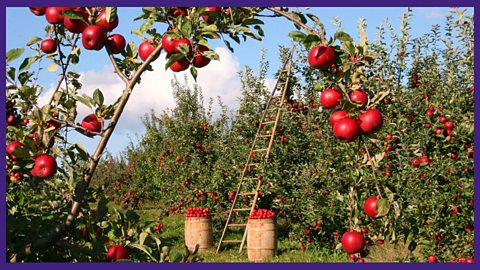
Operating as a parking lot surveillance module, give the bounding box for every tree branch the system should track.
[363,142,383,199]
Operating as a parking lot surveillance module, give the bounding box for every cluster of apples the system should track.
[185,207,211,218]
[6,141,57,180]
[30,7,126,55]
[249,209,275,219]
[307,44,383,142]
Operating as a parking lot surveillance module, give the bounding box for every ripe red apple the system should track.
[40,39,57,54]
[420,156,430,164]
[45,7,65,24]
[6,141,25,159]
[64,10,88,33]
[329,110,349,127]
[308,46,335,70]
[30,153,57,179]
[358,258,365,263]
[341,231,364,254]
[29,7,47,16]
[333,118,361,143]
[138,41,157,61]
[174,38,192,54]
[439,116,447,123]
[96,10,119,32]
[428,255,437,263]
[411,158,420,167]
[349,89,368,109]
[161,34,177,54]
[359,108,383,134]
[106,245,129,261]
[202,7,222,24]
[363,196,378,218]
[170,58,190,72]
[81,114,103,135]
[107,34,126,54]
[320,88,342,109]
[444,121,454,130]
[82,25,106,50]
[170,7,188,17]
[192,45,211,68]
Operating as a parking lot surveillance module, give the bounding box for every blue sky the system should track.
[6,7,472,156]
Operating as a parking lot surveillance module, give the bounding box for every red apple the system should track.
[363,196,377,218]
[333,118,361,143]
[341,231,364,254]
[170,58,190,72]
[358,108,383,134]
[349,89,368,109]
[174,38,192,54]
[64,10,88,33]
[107,34,126,54]
[106,245,129,261]
[427,255,437,263]
[81,114,103,135]
[202,7,222,24]
[329,110,349,127]
[45,7,65,24]
[192,45,211,68]
[138,41,157,61]
[308,46,335,70]
[96,9,119,32]
[82,25,106,50]
[170,7,188,17]
[40,39,57,54]
[6,141,25,159]
[162,34,177,54]
[29,7,47,16]
[30,153,57,179]
[320,88,342,109]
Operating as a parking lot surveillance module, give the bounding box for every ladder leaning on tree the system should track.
[216,46,296,253]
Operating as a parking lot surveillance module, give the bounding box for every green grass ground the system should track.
[132,206,418,263]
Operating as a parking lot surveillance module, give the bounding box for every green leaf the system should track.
[241,18,264,25]
[93,89,104,106]
[201,24,218,32]
[376,198,391,217]
[190,66,198,81]
[131,29,144,39]
[164,54,185,70]
[19,55,39,71]
[202,51,219,60]
[334,31,354,42]
[7,67,16,80]
[288,30,307,43]
[106,7,117,23]
[63,10,83,20]
[26,37,42,46]
[179,17,193,37]
[6,48,25,63]
[177,44,191,55]
[139,232,149,245]
[75,143,90,160]
[127,42,138,58]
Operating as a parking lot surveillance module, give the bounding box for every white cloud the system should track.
[38,47,247,134]
[414,8,447,19]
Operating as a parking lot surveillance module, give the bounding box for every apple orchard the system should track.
[5,7,474,262]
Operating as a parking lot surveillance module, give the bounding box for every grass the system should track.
[127,205,416,263]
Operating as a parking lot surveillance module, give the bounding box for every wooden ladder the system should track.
[216,47,295,253]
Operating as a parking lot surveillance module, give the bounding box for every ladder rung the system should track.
[228,223,247,227]
[262,121,275,125]
[247,163,260,167]
[233,208,251,211]
[242,192,256,196]
[259,134,272,138]
[253,148,268,152]
[222,240,243,243]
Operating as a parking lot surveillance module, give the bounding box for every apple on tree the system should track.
[202,7,223,24]
[96,9,119,32]
[192,45,211,68]
[6,141,26,160]
[82,25,107,51]
[308,45,335,70]
[106,245,129,262]
[40,39,57,54]
[45,7,67,24]
[29,7,47,16]
[138,41,158,61]
[358,108,383,134]
[107,34,126,54]
[81,114,103,136]
[333,118,360,143]
[30,153,58,179]
[64,9,89,34]
[349,89,368,109]
[341,231,364,254]
[320,88,343,109]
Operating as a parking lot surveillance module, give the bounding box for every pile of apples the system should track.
[185,207,211,218]
[307,45,383,143]
[249,208,275,219]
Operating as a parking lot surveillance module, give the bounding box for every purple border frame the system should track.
[1,0,478,269]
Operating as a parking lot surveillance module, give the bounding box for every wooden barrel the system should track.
[247,218,277,261]
[184,216,213,253]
